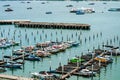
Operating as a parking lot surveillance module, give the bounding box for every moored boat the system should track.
[45,11,52,14]
[31,71,60,79]
[12,49,25,55]
[94,55,113,63]
[25,54,40,61]
[76,10,85,15]
[27,7,32,10]
[79,69,96,77]
[33,50,51,57]
[5,8,13,12]
[108,8,120,12]
[66,4,73,7]
[70,57,85,63]
[3,61,22,69]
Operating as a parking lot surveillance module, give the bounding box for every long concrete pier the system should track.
[0,20,30,25]
[15,22,90,30]
[0,20,90,30]
[0,74,34,80]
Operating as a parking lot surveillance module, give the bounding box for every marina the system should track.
[0,1,120,80]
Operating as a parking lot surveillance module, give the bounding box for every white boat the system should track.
[81,7,95,13]
[31,71,53,78]
[79,69,96,77]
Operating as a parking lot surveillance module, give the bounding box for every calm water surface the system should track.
[0,1,120,80]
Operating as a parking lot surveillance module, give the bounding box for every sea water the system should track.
[0,1,120,80]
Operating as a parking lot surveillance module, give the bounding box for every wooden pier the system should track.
[57,49,111,80]
[0,20,30,25]
[0,74,34,80]
[15,22,90,30]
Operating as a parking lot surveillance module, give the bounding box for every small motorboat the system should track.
[66,4,73,7]
[108,8,120,12]
[45,11,52,14]
[70,57,85,63]
[4,61,22,69]
[0,67,6,73]
[31,71,60,79]
[3,4,10,7]
[34,50,51,57]
[94,55,113,63]
[88,3,95,5]
[12,49,25,55]
[25,54,40,61]
[5,8,13,12]
[27,7,32,10]
[79,69,96,77]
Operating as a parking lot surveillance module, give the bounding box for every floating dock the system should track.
[0,74,34,80]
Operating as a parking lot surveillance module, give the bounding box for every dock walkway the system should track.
[60,51,105,80]
[0,74,34,80]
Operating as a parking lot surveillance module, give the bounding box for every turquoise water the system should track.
[0,1,120,80]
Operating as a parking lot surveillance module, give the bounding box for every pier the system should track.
[54,49,112,80]
[0,20,90,30]
[0,20,30,25]
[15,22,90,30]
[0,74,34,80]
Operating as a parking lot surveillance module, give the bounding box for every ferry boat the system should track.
[70,7,95,14]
